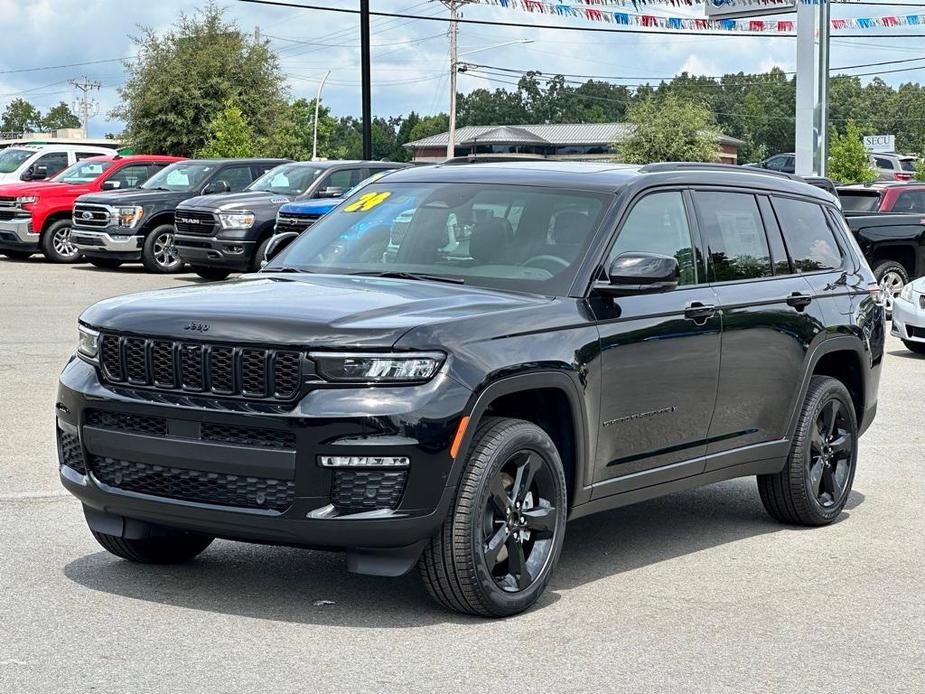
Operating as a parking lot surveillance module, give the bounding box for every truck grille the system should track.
[72,203,111,228]
[89,456,295,512]
[175,210,218,235]
[99,333,305,401]
[275,212,321,234]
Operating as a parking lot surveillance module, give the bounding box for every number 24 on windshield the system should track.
[343,191,391,213]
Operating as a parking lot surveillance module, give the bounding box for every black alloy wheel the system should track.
[808,398,853,509]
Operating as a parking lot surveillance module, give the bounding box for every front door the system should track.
[592,190,721,491]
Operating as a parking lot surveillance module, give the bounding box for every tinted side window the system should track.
[106,164,151,189]
[873,156,893,170]
[34,152,69,176]
[77,151,104,161]
[215,165,254,192]
[326,168,364,190]
[693,191,771,282]
[772,197,843,272]
[608,191,698,285]
[894,190,925,212]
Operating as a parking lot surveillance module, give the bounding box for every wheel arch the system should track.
[40,210,73,235]
[139,212,177,236]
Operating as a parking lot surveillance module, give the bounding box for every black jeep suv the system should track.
[57,162,883,617]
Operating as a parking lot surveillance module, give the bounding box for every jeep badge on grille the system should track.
[184,322,210,332]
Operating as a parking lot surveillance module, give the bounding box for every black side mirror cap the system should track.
[261,231,300,267]
[594,252,680,297]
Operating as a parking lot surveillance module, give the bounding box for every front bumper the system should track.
[71,228,142,259]
[0,216,38,251]
[56,357,470,571]
[175,232,255,270]
[891,294,925,343]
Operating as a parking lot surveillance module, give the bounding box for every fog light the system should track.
[226,245,244,254]
[318,455,410,468]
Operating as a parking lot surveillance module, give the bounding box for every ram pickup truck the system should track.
[838,183,925,215]
[0,154,183,263]
[842,212,925,314]
[174,160,406,280]
[70,158,288,273]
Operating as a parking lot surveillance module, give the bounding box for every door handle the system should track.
[786,292,813,310]
[684,302,717,322]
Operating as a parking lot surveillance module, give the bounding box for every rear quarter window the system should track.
[772,197,843,272]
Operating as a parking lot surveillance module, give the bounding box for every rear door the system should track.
[692,189,826,466]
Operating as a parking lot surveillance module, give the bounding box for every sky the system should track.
[1,0,924,137]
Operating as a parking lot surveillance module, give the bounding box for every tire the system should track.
[40,219,83,263]
[192,266,231,281]
[902,340,925,355]
[88,257,123,269]
[141,224,184,273]
[872,260,908,317]
[250,236,273,272]
[1,250,33,260]
[91,530,213,564]
[419,417,568,617]
[757,376,858,526]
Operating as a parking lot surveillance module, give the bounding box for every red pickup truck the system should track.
[0,154,183,263]
[838,183,925,216]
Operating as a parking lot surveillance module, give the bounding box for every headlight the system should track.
[15,195,38,205]
[116,206,144,228]
[218,211,256,229]
[77,324,100,362]
[900,282,915,303]
[312,352,445,383]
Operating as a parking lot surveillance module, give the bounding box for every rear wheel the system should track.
[193,266,231,281]
[420,417,567,617]
[41,219,83,263]
[88,257,123,269]
[142,224,184,273]
[757,376,857,526]
[1,250,33,260]
[903,340,925,355]
[873,260,908,317]
[91,530,213,564]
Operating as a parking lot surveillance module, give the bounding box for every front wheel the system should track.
[757,376,858,526]
[41,219,83,263]
[91,530,213,564]
[142,224,184,273]
[873,260,908,317]
[420,417,567,617]
[903,340,925,355]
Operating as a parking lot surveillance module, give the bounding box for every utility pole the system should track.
[70,76,100,138]
[255,25,261,44]
[440,1,475,159]
[360,0,372,160]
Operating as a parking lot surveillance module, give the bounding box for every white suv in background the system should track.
[0,144,115,184]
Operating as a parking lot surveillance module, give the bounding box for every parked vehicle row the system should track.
[749,151,920,182]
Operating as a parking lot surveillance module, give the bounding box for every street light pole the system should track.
[312,70,331,161]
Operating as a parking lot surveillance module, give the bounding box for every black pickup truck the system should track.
[842,213,925,314]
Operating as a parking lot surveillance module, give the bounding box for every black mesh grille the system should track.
[58,428,86,474]
[85,409,167,437]
[174,210,218,235]
[331,470,407,513]
[97,334,304,402]
[89,456,294,511]
[201,423,296,449]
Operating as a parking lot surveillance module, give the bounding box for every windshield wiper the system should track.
[261,266,308,274]
[144,186,171,192]
[351,270,465,285]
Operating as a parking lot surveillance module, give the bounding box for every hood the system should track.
[180,190,292,213]
[77,188,192,206]
[80,273,549,348]
[0,181,59,197]
[280,198,339,215]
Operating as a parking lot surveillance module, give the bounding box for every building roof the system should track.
[404,122,744,149]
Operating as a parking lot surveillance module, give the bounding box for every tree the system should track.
[407,113,449,143]
[196,102,254,158]
[42,102,81,131]
[915,158,925,182]
[1,99,42,134]
[828,120,877,185]
[113,2,288,156]
[619,95,720,164]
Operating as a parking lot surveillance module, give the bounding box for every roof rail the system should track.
[638,162,798,181]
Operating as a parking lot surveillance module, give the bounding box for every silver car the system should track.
[870,153,917,182]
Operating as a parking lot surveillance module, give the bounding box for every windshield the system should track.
[142,162,214,191]
[54,159,113,184]
[248,164,324,196]
[900,158,917,173]
[838,190,881,212]
[268,182,610,294]
[0,148,34,174]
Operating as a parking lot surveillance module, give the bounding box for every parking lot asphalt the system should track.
[1,258,923,693]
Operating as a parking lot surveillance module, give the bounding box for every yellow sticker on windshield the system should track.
[343,191,391,213]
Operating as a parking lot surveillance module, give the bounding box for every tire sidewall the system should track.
[41,219,82,263]
[464,423,567,615]
[143,224,183,273]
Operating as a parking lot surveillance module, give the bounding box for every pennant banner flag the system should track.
[475,0,925,34]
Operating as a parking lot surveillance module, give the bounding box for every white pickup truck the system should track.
[0,143,114,184]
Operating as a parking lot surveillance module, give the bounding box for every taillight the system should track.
[895,173,913,181]
[868,283,884,306]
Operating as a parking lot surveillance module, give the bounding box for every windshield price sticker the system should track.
[344,191,391,213]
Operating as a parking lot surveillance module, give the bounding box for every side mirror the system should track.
[30,165,48,181]
[595,252,680,297]
[317,186,345,199]
[101,180,121,190]
[202,180,231,195]
[261,231,300,267]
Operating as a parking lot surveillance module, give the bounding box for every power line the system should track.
[0,57,127,75]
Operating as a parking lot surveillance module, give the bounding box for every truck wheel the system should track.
[873,260,908,316]
[192,266,231,281]
[250,237,273,271]
[41,219,83,263]
[2,250,33,260]
[88,257,123,269]
[91,530,214,564]
[757,376,858,527]
[419,417,567,617]
[142,224,183,273]
[902,340,925,355]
